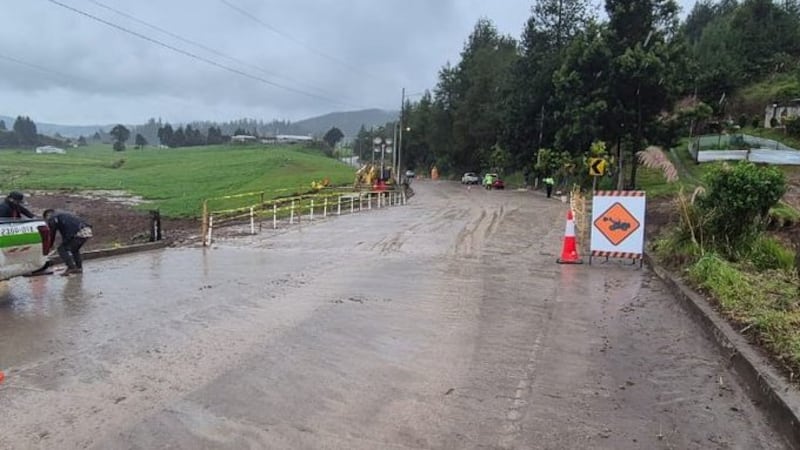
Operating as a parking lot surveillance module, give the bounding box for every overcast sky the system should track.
[0,0,696,126]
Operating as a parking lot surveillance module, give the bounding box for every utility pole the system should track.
[397,88,405,182]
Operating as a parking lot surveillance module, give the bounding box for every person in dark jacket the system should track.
[0,191,34,219]
[43,209,93,276]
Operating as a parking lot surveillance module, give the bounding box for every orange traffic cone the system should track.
[557,209,583,264]
[0,370,5,384]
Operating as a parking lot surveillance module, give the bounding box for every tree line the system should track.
[395,0,800,188]
[0,116,66,148]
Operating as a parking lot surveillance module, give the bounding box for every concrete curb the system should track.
[49,240,171,265]
[644,254,800,447]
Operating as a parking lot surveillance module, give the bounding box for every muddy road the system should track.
[0,181,788,449]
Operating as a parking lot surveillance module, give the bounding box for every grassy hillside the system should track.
[731,73,800,117]
[0,144,355,217]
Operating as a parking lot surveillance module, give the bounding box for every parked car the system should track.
[405,170,415,179]
[461,172,480,184]
[492,178,505,190]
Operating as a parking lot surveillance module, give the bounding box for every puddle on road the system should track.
[0,247,289,369]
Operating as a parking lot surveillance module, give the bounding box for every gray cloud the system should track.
[0,0,694,125]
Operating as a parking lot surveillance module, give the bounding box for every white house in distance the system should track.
[275,134,314,144]
[231,135,257,144]
[35,145,66,154]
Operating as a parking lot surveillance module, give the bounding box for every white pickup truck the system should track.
[0,218,52,281]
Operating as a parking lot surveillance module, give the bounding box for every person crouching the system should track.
[43,209,93,276]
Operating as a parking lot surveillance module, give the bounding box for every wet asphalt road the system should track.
[0,181,789,449]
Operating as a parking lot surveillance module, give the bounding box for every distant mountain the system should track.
[294,109,399,138]
[0,108,398,140]
[0,115,110,138]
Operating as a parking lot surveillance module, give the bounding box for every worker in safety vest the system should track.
[483,173,489,190]
[543,176,555,198]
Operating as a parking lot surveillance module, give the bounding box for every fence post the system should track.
[310,199,315,221]
[290,201,295,224]
[149,209,162,242]
[359,194,363,211]
[273,203,277,230]
[201,200,209,246]
[402,190,406,205]
[350,196,354,214]
[259,193,264,232]
[338,196,342,216]
[369,193,372,210]
[324,198,328,218]
[206,215,214,246]
[250,207,255,235]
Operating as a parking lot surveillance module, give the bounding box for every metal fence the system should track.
[201,186,408,246]
[689,134,800,165]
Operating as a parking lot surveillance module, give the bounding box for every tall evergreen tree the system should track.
[500,0,592,167]
[605,0,681,188]
[13,116,38,147]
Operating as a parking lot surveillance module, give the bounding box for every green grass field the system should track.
[0,144,356,217]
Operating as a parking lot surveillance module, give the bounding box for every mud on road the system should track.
[0,181,790,449]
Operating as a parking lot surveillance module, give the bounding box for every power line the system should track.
[219,0,374,79]
[84,0,337,99]
[0,52,90,85]
[46,0,359,108]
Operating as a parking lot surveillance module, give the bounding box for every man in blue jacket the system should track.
[0,191,34,219]
[43,209,93,276]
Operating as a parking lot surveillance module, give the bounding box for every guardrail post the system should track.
[338,196,342,216]
[310,200,315,221]
[273,203,277,229]
[359,194,363,211]
[250,207,255,235]
[368,193,372,210]
[324,198,328,218]
[290,201,295,224]
[402,190,406,205]
[350,196,354,214]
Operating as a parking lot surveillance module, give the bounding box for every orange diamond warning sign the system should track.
[593,202,640,246]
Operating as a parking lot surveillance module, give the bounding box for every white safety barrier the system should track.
[202,188,409,246]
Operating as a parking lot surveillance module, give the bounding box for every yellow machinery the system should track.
[354,163,395,189]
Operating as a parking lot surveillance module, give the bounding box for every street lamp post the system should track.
[372,136,392,181]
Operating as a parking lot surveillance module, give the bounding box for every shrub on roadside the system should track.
[696,162,786,257]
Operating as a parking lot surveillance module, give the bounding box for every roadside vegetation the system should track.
[653,160,800,377]
[0,144,354,217]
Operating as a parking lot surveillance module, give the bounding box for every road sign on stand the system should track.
[589,158,606,176]
[589,191,646,266]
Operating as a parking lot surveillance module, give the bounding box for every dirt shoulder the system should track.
[23,191,198,250]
